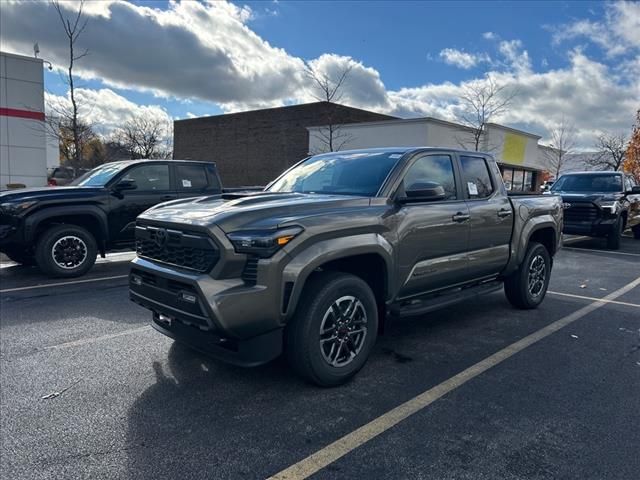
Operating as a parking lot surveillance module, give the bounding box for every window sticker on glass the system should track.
[467,182,478,196]
[182,179,192,188]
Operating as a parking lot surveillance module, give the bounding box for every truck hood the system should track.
[0,186,104,203]
[554,191,624,203]
[139,192,374,232]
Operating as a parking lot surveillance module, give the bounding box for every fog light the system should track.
[179,292,197,303]
[158,314,172,326]
[131,274,142,286]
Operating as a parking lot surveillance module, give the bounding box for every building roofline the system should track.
[306,115,542,140]
[174,101,398,124]
[0,50,44,64]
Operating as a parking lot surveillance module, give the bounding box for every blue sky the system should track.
[1,0,638,147]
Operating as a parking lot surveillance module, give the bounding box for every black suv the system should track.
[0,160,222,277]
[550,171,640,249]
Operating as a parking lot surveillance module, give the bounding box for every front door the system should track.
[459,155,512,279]
[395,153,471,299]
[108,163,176,244]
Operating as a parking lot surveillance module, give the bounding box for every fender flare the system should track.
[281,233,394,321]
[504,216,558,276]
[24,205,109,246]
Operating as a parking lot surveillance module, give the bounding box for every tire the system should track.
[606,216,623,250]
[504,242,551,310]
[3,247,35,266]
[633,225,640,240]
[285,271,378,387]
[35,224,97,278]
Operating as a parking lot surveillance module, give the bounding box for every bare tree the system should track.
[587,133,627,171]
[455,75,517,151]
[544,118,577,178]
[305,63,353,153]
[50,0,89,169]
[114,116,173,160]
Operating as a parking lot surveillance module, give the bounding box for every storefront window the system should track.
[513,170,524,191]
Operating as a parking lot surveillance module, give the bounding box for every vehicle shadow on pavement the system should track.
[123,293,574,479]
[125,341,311,479]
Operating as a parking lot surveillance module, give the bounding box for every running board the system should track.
[391,280,503,318]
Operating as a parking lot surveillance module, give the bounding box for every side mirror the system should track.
[627,186,640,195]
[114,178,137,191]
[398,181,446,203]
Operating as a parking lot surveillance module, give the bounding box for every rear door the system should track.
[459,155,512,279]
[394,153,471,298]
[174,163,221,199]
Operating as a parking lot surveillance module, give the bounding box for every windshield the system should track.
[551,174,622,193]
[71,162,128,187]
[267,151,404,196]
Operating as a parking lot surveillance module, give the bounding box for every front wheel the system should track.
[285,271,378,387]
[504,242,551,310]
[606,216,623,250]
[35,224,97,278]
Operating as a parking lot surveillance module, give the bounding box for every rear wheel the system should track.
[35,224,97,278]
[285,271,378,387]
[504,242,551,310]
[606,216,623,250]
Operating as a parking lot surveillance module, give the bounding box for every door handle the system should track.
[497,209,512,218]
[452,212,470,223]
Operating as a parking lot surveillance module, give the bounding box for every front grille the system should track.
[564,203,600,223]
[241,256,259,285]
[135,225,219,273]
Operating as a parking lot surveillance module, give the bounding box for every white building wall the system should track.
[308,117,546,172]
[0,51,47,188]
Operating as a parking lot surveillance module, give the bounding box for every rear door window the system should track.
[460,156,494,199]
[176,164,209,191]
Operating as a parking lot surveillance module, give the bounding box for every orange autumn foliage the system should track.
[623,109,640,181]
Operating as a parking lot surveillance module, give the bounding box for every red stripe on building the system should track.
[0,107,45,121]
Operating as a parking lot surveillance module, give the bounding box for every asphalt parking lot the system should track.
[1,235,639,480]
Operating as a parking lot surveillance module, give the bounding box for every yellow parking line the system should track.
[268,276,640,480]
[548,290,640,308]
[0,275,128,293]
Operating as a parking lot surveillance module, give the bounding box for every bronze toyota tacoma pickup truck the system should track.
[130,148,563,386]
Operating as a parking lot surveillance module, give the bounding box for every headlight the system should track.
[598,201,620,215]
[0,200,37,214]
[227,226,303,258]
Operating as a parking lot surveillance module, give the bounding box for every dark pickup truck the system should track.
[130,147,563,386]
[549,171,640,249]
[0,160,222,277]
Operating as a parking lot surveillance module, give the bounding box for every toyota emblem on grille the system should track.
[154,228,168,247]
[562,203,572,209]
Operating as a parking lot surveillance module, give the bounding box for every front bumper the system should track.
[129,256,285,367]
[563,217,617,237]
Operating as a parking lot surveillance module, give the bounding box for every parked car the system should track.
[0,160,223,277]
[540,180,555,193]
[129,147,563,386]
[47,166,89,186]
[549,171,640,249]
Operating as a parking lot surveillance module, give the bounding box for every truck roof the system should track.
[311,147,495,157]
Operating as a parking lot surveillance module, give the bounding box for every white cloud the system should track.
[1,0,302,108]
[439,48,489,69]
[498,39,532,74]
[552,1,640,57]
[2,0,637,149]
[45,88,172,137]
